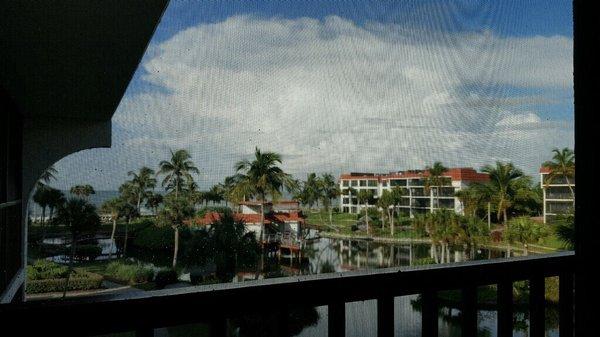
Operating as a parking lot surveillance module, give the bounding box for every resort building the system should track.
[338,168,489,217]
[540,167,575,223]
[193,200,305,239]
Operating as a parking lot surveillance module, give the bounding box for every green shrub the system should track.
[27,260,69,280]
[105,261,154,284]
[413,257,437,266]
[26,269,103,294]
[154,268,178,289]
[189,270,204,285]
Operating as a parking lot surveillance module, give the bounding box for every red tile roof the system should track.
[191,211,305,226]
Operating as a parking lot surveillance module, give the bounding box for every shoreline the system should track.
[317,230,560,254]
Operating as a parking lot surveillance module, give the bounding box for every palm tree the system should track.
[70,184,95,200]
[389,187,405,235]
[145,192,164,215]
[37,165,58,189]
[482,162,524,224]
[54,198,101,298]
[424,162,449,213]
[157,195,195,267]
[158,149,200,198]
[543,147,575,205]
[32,186,50,239]
[319,173,340,226]
[378,190,394,232]
[357,189,374,235]
[554,212,575,249]
[505,217,549,255]
[101,197,123,259]
[233,147,296,242]
[218,176,238,207]
[118,182,140,255]
[127,166,157,212]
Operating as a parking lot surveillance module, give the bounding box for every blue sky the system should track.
[52,1,573,191]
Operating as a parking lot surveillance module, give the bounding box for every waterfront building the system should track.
[338,168,489,217]
[540,167,575,223]
[193,200,305,238]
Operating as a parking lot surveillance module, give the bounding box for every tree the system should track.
[53,198,101,297]
[482,162,524,224]
[46,188,66,223]
[32,186,50,239]
[319,173,340,226]
[455,182,494,228]
[145,192,164,215]
[424,162,449,213]
[158,149,200,197]
[117,182,140,255]
[233,147,296,242]
[543,147,575,205]
[69,184,95,200]
[378,190,394,233]
[217,175,238,207]
[101,197,124,259]
[127,166,157,212]
[554,212,575,250]
[505,217,549,255]
[389,187,405,235]
[157,195,195,267]
[36,165,58,189]
[511,177,542,217]
[357,189,374,235]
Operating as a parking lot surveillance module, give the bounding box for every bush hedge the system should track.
[26,260,103,294]
[105,261,154,285]
[154,268,178,289]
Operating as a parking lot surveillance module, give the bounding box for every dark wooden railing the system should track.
[0,251,574,337]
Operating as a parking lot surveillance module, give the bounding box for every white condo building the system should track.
[540,167,575,223]
[339,168,489,217]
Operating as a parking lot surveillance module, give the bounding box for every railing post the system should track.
[497,280,513,337]
[328,301,345,337]
[461,286,477,337]
[422,291,438,337]
[559,273,574,337]
[377,296,394,337]
[529,276,545,337]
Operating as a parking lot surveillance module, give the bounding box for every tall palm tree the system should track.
[127,167,157,212]
[101,197,123,259]
[357,189,374,235]
[482,161,524,224]
[54,198,100,298]
[233,147,296,242]
[46,187,65,225]
[158,149,200,198]
[32,186,50,239]
[36,165,58,189]
[70,184,95,200]
[543,147,575,205]
[424,162,449,213]
[319,173,340,226]
[157,195,195,267]
[378,190,394,232]
[218,175,238,207]
[118,182,139,255]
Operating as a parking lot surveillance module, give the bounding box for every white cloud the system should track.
[55,15,573,189]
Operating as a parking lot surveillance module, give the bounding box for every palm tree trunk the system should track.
[62,231,76,299]
[329,206,333,226]
[123,218,130,256]
[41,207,47,241]
[389,209,394,236]
[109,218,117,259]
[172,227,179,268]
[365,203,369,235]
[487,202,491,229]
[503,209,508,225]
[565,176,575,206]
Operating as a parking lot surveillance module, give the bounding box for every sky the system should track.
[52,0,574,191]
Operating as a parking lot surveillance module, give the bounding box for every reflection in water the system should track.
[42,231,555,337]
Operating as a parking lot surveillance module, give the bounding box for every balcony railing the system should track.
[0,251,574,337]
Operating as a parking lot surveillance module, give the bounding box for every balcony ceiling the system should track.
[0,0,168,121]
